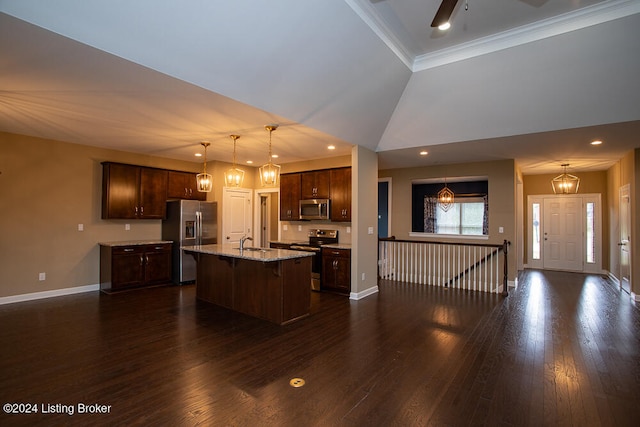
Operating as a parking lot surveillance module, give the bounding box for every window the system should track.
[586,202,595,264]
[411,180,489,237]
[532,202,541,260]
[436,198,485,235]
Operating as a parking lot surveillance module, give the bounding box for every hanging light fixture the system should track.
[552,163,580,194]
[224,134,244,187]
[196,142,212,193]
[259,124,281,187]
[438,179,455,212]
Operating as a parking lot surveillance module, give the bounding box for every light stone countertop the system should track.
[321,243,351,250]
[182,244,315,262]
[99,240,173,247]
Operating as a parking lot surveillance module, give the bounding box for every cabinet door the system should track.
[330,168,351,222]
[167,171,189,199]
[111,247,145,289]
[102,163,139,219]
[322,248,351,294]
[139,168,168,219]
[144,244,172,285]
[301,170,330,199]
[280,173,301,220]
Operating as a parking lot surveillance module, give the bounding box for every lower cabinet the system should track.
[100,242,172,293]
[322,247,351,294]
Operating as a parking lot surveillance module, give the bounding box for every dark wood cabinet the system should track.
[270,242,292,250]
[167,170,206,200]
[100,242,172,293]
[330,167,351,222]
[102,162,168,219]
[322,247,351,294]
[301,170,330,199]
[280,173,301,220]
[193,253,312,325]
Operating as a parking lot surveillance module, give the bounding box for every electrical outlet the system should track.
[361,273,365,281]
[368,227,374,235]
[298,225,302,231]
[39,272,46,281]
[78,223,84,231]
[283,224,288,231]
[125,223,130,231]
[346,227,351,234]
[499,226,504,234]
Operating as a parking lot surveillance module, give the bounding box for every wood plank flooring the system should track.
[1,269,639,426]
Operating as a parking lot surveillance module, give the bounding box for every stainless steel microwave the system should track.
[299,199,330,220]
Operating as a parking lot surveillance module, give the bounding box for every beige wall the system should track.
[0,132,254,298]
[379,159,517,281]
[607,148,639,296]
[522,170,609,269]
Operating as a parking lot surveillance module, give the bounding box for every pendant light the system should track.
[259,125,281,187]
[438,179,455,212]
[552,163,580,194]
[196,142,212,192]
[224,134,244,187]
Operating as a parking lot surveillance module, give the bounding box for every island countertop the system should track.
[182,244,315,262]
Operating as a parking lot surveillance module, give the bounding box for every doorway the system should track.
[378,178,391,238]
[254,188,279,248]
[620,184,631,294]
[222,187,253,245]
[528,194,602,273]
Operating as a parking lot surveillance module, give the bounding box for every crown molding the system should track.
[413,0,640,71]
[345,0,640,73]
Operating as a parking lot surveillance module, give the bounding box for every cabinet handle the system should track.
[333,259,338,270]
[135,206,138,214]
[145,255,149,264]
[189,188,192,196]
[332,251,340,255]
[184,187,188,196]
[139,255,144,265]
[154,246,164,250]
[140,206,144,215]
[123,248,134,252]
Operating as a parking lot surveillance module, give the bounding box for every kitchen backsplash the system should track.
[280,222,352,244]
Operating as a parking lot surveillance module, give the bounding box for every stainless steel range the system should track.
[290,229,338,291]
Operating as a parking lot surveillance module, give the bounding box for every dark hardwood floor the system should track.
[1,270,639,426]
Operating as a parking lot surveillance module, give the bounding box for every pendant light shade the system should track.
[438,183,454,212]
[196,142,212,193]
[259,125,281,187]
[552,163,580,194]
[224,134,244,187]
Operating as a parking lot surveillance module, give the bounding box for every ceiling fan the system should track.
[431,0,459,29]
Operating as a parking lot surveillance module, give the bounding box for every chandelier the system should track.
[196,142,212,193]
[551,163,580,194]
[224,134,244,187]
[438,181,455,212]
[259,125,281,187]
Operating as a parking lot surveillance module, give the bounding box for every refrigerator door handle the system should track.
[195,211,201,245]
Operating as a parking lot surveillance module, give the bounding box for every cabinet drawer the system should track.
[112,246,144,256]
[146,243,172,252]
[322,247,350,258]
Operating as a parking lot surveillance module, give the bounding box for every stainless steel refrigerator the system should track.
[162,200,217,284]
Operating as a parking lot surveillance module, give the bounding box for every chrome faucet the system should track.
[239,236,253,251]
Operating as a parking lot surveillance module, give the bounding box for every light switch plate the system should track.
[368,226,374,235]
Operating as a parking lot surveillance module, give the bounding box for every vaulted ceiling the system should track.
[1,0,639,174]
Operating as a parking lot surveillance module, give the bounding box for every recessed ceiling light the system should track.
[419,150,428,156]
[271,154,279,159]
[328,145,336,150]
[590,140,603,145]
[195,153,202,157]
[246,160,253,164]
[438,22,451,31]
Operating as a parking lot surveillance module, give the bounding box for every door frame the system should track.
[378,177,392,238]
[253,187,279,248]
[527,193,602,273]
[619,184,631,294]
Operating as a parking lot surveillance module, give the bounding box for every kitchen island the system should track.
[182,244,314,325]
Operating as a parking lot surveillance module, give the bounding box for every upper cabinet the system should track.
[301,170,330,199]
[102,162,168,219]
[279,167,351,222]
[330,167,351,222]
[280,173,301,221]
[167,170,206,201]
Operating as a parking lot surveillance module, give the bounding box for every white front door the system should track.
[620,184,631,294]
[543,197,583,271]
[222,187,252,245]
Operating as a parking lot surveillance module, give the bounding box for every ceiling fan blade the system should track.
[430,0,459,28]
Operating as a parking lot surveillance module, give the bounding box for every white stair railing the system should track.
[378,238,510,294]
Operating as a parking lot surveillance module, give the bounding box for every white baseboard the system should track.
[0,284,100,305]
[350,285,379,300]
